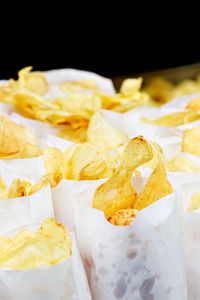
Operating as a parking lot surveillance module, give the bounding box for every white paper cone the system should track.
[52,179,106,230]
[74,190,187,300]
[0,156,46,184]
[0,232,91,300]
[178,181,200,300]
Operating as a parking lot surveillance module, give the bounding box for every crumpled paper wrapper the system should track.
[178,181,200,300]
[0,226,92,300]
[71,179,187,300]
[44,68,115,98]
[162,92,200,109]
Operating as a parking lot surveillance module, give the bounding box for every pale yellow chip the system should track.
[175,80,200,96]
[182,127,200,157]
[135,153,173,211]
[59,79,98,94]
[120,78,143,94]
[43,148,63,187]
[0,144,43,160]
[141,111,200,127]
[93,136,153,218]
[8,179,31,199]
[38,218,72,252]
[143,76,175,103]
[18,66,48,95]
[186,96,200,110]
[87,112,128,151]
[28,175,49,196]
[53,93,101,119]
[0,175,8,200]
[59,124,88,143]
[167,156,199,173]
[108,208,137,226]
[0,218,71,270]
[188,191,200,211]
[0,115,36,156]
[63,143,117,180]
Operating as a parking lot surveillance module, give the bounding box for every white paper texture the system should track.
[179,181,200,300]
[74,186,187,300]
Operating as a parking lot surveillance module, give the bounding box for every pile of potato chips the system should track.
[0,66,200,299]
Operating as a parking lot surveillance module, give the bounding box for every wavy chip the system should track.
[87,112,128,151]
[141,111,200,127]
[63,143,117,180]
[43,147,63,187]
[182,127,200,157]
[167,156,199,173]
[188,191,200,211]
[93,136,153,218]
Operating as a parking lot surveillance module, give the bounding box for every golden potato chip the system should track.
[182,127,200,157]
[175,80,200,96]
[0,218,71,270]
[28,175,49,196]
[38,218,72,252]
[0,237,14,260]
[59,124,88,143]
[63,143,117,180]
[0,144,42,160]
[143,76,175,103]
[108,208,137,226]
[186,96,200,110]
[135,153,173,211]
[0,175,8,200]
[53,93,101,119]
[141,111,200,127]
[87,112,128,151]
[18,66,48,95]
[43,147,63,187]
[188,191,200,211]
[59,79,98,94]
[167,156,199,173]
[8,179,31,199]
[93,136,153,218]
[0,115,36,156]
[120,78,142,94]
[0,237,69,270]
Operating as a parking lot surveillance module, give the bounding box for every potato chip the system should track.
[93,136,153,218]
[0,175,8,200]
[120,78,143,94]
[188,191,200,211]
[63,143,117,180]
[167,156,199,173]
[186,96,200,110]
[38,218,72,252]
[175,80,200,96]
[141,111,200,127]
[143,76,175,103]
[59,124,88,143]
[8,179,31,199]
[0,144,43,160]
[59,79,98,94]
[135,153,173,211]
[87,112,128,151]
[28,175,49,196]
[182,127,200,157]
[0,218,71,270]
[18,66,48,95]
[53,93,101,119]
[43,147,63,187]
[0,115,36,156]
[108,208,137,226]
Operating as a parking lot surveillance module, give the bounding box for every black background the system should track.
[0,2,199,79]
